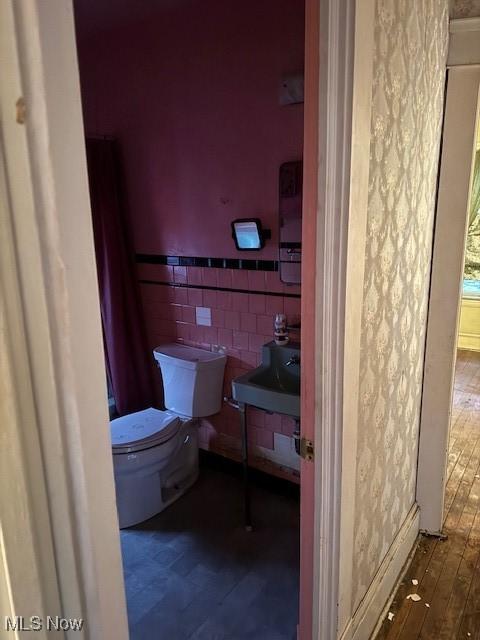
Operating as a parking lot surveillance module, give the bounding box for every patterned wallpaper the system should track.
[352,0,449,609]
[452,0,480,17]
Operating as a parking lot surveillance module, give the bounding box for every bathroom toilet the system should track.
[110,343,226,528]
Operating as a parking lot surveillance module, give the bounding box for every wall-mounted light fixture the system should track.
[231,218,271,251]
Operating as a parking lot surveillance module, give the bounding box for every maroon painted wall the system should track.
[76,0,305,259]
[76,0,304,476]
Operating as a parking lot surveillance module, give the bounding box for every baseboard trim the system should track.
[457,333,480,352]
[339,504,420,640]
[198,449,300,498]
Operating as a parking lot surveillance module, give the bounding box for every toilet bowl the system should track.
[111,343,226,528]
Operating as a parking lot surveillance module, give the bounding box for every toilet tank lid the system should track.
[153,343,226,371]
[110,408,180,449]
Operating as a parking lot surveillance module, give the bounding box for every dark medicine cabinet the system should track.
[279,161,302,284]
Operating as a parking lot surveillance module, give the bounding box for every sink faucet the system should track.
[285,354,300,367]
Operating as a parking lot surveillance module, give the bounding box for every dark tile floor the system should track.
[122,463,300,640]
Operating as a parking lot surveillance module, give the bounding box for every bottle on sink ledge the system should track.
[274,313,289,345]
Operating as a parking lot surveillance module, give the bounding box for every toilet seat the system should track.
[111,407,181,454]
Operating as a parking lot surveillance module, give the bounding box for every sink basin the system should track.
[232,341,300,417]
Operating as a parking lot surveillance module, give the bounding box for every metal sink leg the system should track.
[239,402,253,532]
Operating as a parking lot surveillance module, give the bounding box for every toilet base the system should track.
[113,421,199,529]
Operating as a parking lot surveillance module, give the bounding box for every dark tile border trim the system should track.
[279,242,302,250]
[138,280,301,299]
[136,253,279,272]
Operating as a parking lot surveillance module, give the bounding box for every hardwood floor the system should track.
[375,349,480,640]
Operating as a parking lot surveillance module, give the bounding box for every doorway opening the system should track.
[73,1,306,637]
[375,70,480,639]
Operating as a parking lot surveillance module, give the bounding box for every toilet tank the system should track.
[153,344,226,417]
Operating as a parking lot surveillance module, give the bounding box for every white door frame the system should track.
[0,1,376,639]
[417,22,480,534]
[0,1,128,637]
[313,1,375,638]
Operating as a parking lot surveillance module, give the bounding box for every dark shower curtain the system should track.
[86,137,154,416]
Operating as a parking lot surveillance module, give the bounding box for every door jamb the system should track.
[417,63,480,533]
[1,1,128,637]
[301,1,375,638]
[417,17,480,534]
